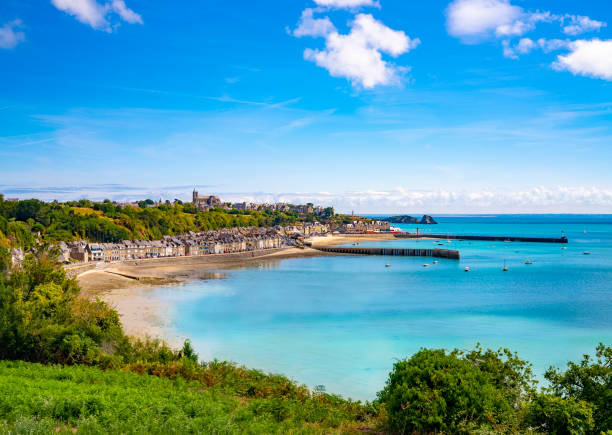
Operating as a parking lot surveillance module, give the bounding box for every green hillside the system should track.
[0,361,374,434]
[0,196,327,245]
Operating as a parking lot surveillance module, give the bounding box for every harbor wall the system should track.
[313,246,460,260]
[393,234,568,243]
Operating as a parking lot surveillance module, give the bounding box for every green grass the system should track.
[0,360,377,434]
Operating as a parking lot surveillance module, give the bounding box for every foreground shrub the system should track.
[544,343,612,434]
[523,393,594,434]
[376,348,526,434]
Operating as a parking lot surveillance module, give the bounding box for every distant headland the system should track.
[385,215,438,224]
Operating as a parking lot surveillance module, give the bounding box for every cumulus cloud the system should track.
[110,0,143,24]
[502,37,536,59]
[446,0,602,43]
[0,19,25,49]
[502,37,570,59]
[313,0,379,9]
[51,0,142,31]
[445,0,611,82]
[563,15,606,36]
[8,185,612,213]
[553,39,612,81]
[537,38,570,53]
[190,186,612,213]
[293,9,336,38]
[445,0,524,41]
[301,13,419,88]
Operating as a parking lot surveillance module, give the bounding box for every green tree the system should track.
[523,393,594,434]
[544,344,612,433]
[377,348,525,434]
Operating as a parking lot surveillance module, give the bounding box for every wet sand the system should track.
[78,235,395,341]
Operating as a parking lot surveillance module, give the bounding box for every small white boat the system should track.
[385,263,391,267]
[464,267,470,272]
[423,263,429,267]
[561,246,567,250]
[524,260,533,265]
[433,260,439,264]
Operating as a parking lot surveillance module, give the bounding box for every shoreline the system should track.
[78,234,395,341]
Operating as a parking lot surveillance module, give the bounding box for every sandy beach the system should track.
[77,234,394,340]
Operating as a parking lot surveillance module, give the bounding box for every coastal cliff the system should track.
[385,215,438,224]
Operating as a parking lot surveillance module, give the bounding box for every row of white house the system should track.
[63,227,286,263]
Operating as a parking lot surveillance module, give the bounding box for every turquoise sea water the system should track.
[148,215,612,401]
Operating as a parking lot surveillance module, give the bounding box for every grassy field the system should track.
[0,360,377,434]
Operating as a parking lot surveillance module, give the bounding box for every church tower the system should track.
[193,188,198,204]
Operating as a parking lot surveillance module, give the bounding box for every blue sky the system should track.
[1,0,611,213]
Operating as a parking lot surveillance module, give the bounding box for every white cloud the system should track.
[563,15,606,36]
[446,0,606,44]
[553,39,612,81]
[302,14,419,88]
[110,0,143,24]
[190,186,612,213]
[8,185,612,213]
[445,0,611,82]
[313,0,379,9]
[537,38,570,53]
[50,0,142,31]
[293,9,336,38]
[446,0,523,41]
[0,19,25,49]
[51,0,108,29]
[503,37,536,59]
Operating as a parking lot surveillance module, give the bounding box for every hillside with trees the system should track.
[0,196,336,246]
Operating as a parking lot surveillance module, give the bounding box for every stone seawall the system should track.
[65,263,96,278]
[393,233,568,243]
[117,248,286,267]
[313,246,460,260]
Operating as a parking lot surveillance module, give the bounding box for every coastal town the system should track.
[4,192,394,265]
[56,221,393,264]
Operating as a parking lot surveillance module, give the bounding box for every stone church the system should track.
[192,189,223,211]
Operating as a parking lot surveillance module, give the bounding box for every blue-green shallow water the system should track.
[148,215,612,401]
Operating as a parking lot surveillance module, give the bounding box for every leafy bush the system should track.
[544,343,612,434]
[376,348,525,434]
[523,393,594,434]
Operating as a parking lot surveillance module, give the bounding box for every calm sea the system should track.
[146,215,612,401]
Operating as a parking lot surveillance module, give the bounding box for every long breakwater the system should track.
[393,233,568,243]
[312,246,461,259]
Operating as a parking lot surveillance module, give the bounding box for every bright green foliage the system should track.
[0,361,373,434]
[0,248,125,365]
[376,348,526,434]
[544,343,612,434]
[0,198,324,243]
[0,248,202,368]
[523,393,594,434]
